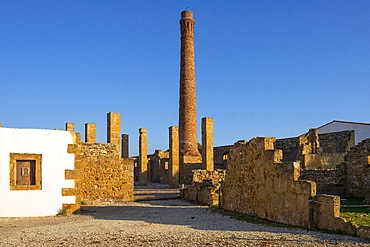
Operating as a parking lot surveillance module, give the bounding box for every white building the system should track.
[318,120,370,144]
[0,127,76,217]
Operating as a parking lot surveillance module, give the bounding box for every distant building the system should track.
[318,120,370,144]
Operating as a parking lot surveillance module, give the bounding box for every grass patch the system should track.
[57,208,67,216]
[340,197,370,227]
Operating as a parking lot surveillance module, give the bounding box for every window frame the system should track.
[9,153,42,190]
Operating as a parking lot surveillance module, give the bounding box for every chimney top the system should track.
[181,10,193,19]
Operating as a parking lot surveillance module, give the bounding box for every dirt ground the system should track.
[0,185,369,246]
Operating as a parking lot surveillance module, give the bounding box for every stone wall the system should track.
[77,143,134,203]
[191,169,226,183]
[221,137,316,227]
[299,163,346,196]
[213,145,232,170]
[319,130,355,154]
[275,137,300,163]
[345,139,370,199]
[275,130,354,169]
[179,162,203,185]
[149,150,169,183]
[181,169,226,206]
[312,195,370,239]
[181,137,369,238]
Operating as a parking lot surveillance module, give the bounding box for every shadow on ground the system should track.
[80,197,370,245]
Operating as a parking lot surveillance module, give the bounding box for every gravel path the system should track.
[0,198,369,246]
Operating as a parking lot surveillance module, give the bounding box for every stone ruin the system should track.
[132,10,370,238]
[180,135,370,238]
[66,112,134,206]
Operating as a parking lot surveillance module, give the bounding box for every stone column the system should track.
[179,10,201,158]
[121,134,129,158]
[169,126,179,188]
[202,117,214,171]
[139,128,148,185]
[85,123,96,143]
[66,122,75,133]
[107,112,121,151]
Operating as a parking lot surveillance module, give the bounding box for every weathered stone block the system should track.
[275,179,287,193]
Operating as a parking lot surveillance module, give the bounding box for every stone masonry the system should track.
[169,126,180,188]
[345,138,370,199]
[139,128,148,185]
[299,163,347,196]
[77,142,134,203]
[66,122,75,133]
[221,137,316,227]
[65,115,134,204]
[213,145,232,169]
[275,130,354,169]
[202,117,214,171]
[85,123,96,143]
[107,112,121,151]
[149,150,169,183]
[181,169,226,206]
[181,136,370,238]
[179,10,201,158]
[121,134,129,158]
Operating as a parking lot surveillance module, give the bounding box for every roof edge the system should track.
[318,120,370,129]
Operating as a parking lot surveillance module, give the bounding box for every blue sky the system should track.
[1,1,369,156]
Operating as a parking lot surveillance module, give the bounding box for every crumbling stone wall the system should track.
[191,169,225,183]
[275,130,354,169]
[320,130,355,154]
[275,137,301,162]
[299,163,346,196]
[181,169,225,206]
[302,130,354,170]
[214,145,232,170]
[179,162,203,185]
[221,137,316,227]
[149,150,169,183]
[345,139,370,199]
[276,130,354,199]
[78,143,134,203]
[313,195,370,239]
[182,137,369,238]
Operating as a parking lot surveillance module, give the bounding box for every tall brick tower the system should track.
[179,10,201,158]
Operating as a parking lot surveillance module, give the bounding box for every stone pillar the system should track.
[85,123,96,143]
[121,134,129,158]
[139,128,148,185]
[202,117,214,171]
[75,132,81,144]
[308,128,320,154]
[107,112,121,150]
[169,126,179,188]
[179,10,201,158]
[66,122,75,133]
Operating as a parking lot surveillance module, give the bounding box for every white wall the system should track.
[318,121,370,144]
[0,128,75,217]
